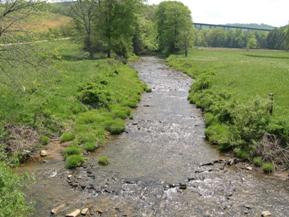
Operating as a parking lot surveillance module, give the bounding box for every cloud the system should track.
[147,0,289,27]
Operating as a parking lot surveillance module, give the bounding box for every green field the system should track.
[168,48,289,168]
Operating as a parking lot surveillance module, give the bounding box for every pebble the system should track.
[51,203,65,215]
[246,166,253,171]
[40,150,48,157]
[66,209,81,217]
[81,208,89,215]
[179,183,187,190]
[261,211,272,217]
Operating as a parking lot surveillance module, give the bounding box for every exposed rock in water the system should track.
[40,150,48,157]
[66,209,81,217]
[81,208,89,215]
[261,211,272,217]
[51,203,66,215]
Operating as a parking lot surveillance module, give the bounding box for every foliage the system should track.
[98,156,109,166]
[262,162,275,174]
[70,0,142,59]
[194,29,268,49]
[253,157,263,167]
[40,135,49,145]
[83,143,98,152]
[105,118,125,135]
[65,154,85,169]
[156,1,193,56]
[60,132,75,143]
[63,145,82,159]
[0,162,31,217]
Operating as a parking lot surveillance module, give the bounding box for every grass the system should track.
[167,48,289,171]
[0,40,145,168]
[98,156,109,166]
[262,162,275,174]
[253,157,263,167]
[65,154,85,169]
[0,162,31,217]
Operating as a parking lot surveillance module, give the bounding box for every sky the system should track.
[147,0,289,27]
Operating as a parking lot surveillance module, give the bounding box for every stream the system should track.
[22,57,289,217]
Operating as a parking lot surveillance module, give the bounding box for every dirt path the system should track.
[23,57,289,217]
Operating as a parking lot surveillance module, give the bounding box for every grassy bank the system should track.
[167,48,289,172]
[0,39,146,215]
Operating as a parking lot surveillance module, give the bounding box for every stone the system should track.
[179,183,187,190]
[51,203,66,215]
[261,211,272,217]
[66,209,81,217]
[132,122,138,125]
[246,166,253,171]
[40,150,48,157]
[81,208,89,215]
[67,174,73,179]
[96,208,103,214]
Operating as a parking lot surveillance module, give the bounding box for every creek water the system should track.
[22,57,289,217]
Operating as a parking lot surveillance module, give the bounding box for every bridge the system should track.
[194,23,274,32]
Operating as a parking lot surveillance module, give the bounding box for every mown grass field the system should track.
[168,48,289,171]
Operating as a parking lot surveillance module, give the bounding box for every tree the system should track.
[71,0,99,59]
[156,1,193,56]
[247,34,257,49]
[96,0,142,59]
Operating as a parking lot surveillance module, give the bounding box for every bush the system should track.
[253,157,263,167]
[77,82,112,108]
[0,162,31,217]
[65,154,85,169]
[233,148,250,160]
[110,105,131,119]
[83,143,98,152]
[205,123,233,151]
[105,119,125,135]
[63,146,82,159]
[60,132,75,143]
[40,135,49,145]
[98,156,109,166]
[262,162,275,174]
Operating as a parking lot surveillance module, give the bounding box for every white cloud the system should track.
[147,0,289,27]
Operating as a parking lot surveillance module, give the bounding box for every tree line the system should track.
[194,26,289,50]
[70,0,193,59]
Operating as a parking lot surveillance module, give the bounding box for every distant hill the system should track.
[226,23,275,30]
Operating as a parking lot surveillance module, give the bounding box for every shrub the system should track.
[0,162,31,217]
[60,132,75,143]
[63,146,82,159]
[233,148,250,160]
[40,135,49,145]
[77,82,112,108]
[83,143,98,152]
[65,154,85,169]
[110,105,131,119]
[98,156,109,166]
[205,123,233,151]
[144,86,152,93]
[253,157,263,167]
[262,162,275,174]
[105,119,125,135]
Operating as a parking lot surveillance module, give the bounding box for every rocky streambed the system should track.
[22,57,289,217]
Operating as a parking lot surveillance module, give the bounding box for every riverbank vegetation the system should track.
[167,48,289,172]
